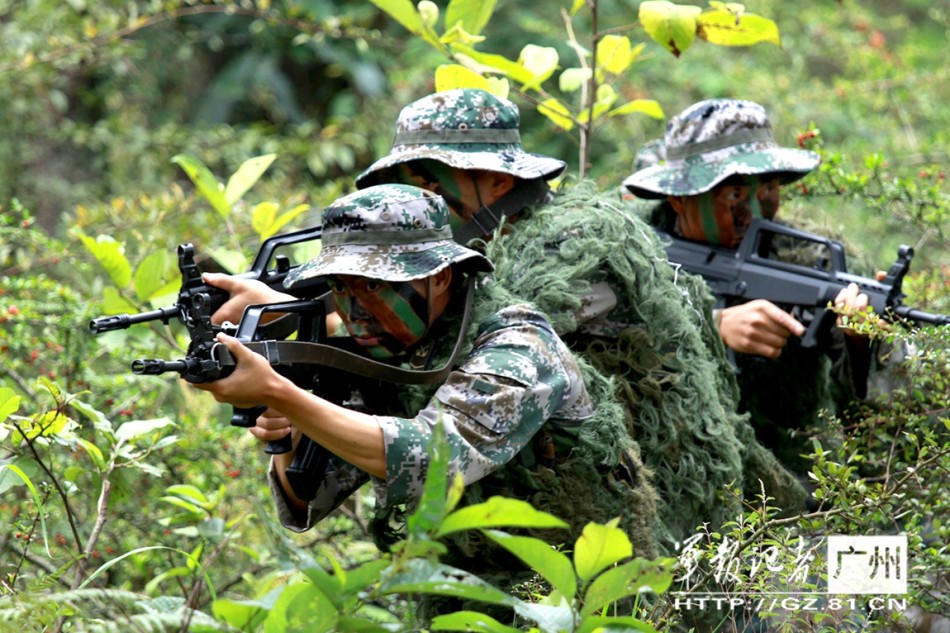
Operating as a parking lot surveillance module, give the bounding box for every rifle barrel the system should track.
[89,305,180,334]
[131,358,189,375]
[894,305,950,327]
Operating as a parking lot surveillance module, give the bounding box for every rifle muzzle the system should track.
[131,358,189,375]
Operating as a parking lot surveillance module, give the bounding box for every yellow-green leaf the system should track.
[101,286,140,316]
[0,387,21,423]
[78,233,133,288]
[440,22,486,46]
[133,249,176,303]
[445,0,496,37]
[225,154,276,206]
[368,0,442,49]
[451,45,534,84]
[436,496,568,537]
[171,154,230,218]
[559,67,592,93]
[518,44,559,91]
[639,0,701,57]
[266,203,311,239]
[697,10,781,47]
[573,519,632,583]
[596,34,634,76]
[607,98,665,120]
[570,0,587,16]
[537,98,574,131]
[435,63,494,92]
[251,201,279,237]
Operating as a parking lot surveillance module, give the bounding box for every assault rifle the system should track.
[89,226,325,453]
[658,218,949,349]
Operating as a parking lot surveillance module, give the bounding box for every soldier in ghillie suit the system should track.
[624,98,881,478]
[197,184,658,595]
[356,89,806,549]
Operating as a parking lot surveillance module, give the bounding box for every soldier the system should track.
[624,98,880,476]
[355,89,807,546]
[196,183,658,578]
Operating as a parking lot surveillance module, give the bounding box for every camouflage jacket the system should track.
[268,303,594,533]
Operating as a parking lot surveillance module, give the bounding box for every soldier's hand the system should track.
[249,409,295,445]
[191,332,288,408]
[202,273,294,325]
[719,299,806,358]
[833,282,880,338]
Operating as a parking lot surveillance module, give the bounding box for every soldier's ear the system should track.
[484,171,516,198]
[668,195,687,215]
[431,266,453,293]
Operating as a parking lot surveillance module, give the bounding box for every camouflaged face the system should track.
[355,88,566,187]
[284,184,493,285]
[624,99,820,199]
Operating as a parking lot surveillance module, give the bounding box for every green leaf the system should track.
[225,153,276,206]
[75,438,107,471]
[172,154,230,218]
[570,0,586,17]
[445,0,496,36]
[430,610,522,632]
[165,484,211,505]
[573,519,632,583]
[251,201,279,237]
[580,558,672,617]
[607,99,665,120]
[408,420,451,535]
[559,67,592,93]
[697,10,781,47]
[133,249,176,303]
[596,34,635,76]
[264,583,338,633]
[576,615,660,633]
[435,63,496,93]
[518,44,559,91]
[369,0,443,49]
[264,203,310,239]
[639,0,701,57]
[115,417,175,444]
[378,559,517,607]
[437,496,568,537]
[451,45,534,84]
[79,232,133,288]
[100,286,140,316]
[341,558,392,596]
[484,530,577,600]
[0,387,21,423]
[537,98,574,131]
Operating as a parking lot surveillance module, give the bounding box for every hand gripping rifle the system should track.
[89,226,324,453]
[659,218,949,349]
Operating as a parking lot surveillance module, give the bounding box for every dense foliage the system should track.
[2,1,949,631]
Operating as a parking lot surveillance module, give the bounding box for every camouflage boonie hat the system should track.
[284,184,493,286]
[355,88,566,188]
[623,99,820,199]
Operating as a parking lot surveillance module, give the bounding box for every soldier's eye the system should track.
[364,279,383,292]
[327,278,346,294]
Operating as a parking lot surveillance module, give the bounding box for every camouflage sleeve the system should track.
[268,454,369,532]
[374,305,591,510]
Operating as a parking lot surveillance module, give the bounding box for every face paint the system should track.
[329,276,431,359]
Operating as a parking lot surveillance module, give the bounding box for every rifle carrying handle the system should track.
[230,405,293,454]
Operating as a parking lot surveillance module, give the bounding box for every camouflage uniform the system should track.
[624,99,875,477]
[357,90,805,549]
[268,185,649,554]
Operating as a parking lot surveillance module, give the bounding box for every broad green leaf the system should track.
[559,67,592,93]
[484,530,577,600]
[576,615,660,633]
[435,63,494,93]
[452,45,534,84]
[573,519,632,583]
[445,0,496,36]
[115,417,175,443]
[341,558,391,595]
[369,0,443,49]
[578,83,618,124]
[580,558,673,618]
[697,10,781,47]
[79,233,133,288]
[408,421,451,535]
[430,610,521,632]
[160,496,207,515]
[251,201,279,237]
[225,153,276,206]
[436,496,568,537]
[378,559,517,607]
[0,458,38,496]
[164,484,211,505]
[264,583,336,633]
[75,438,106,471]
[69,399,115,436]
[133,249,176,303]
[265,203,310,239]
[301,561,345,610]
[172,154,230,218]
[537,98,574,131]
[518,44,559,91]
[596,34,635,76]
[15,410,70,441]
[608,99,665,120]
[0,463,52,556]
[100,286,140,316]
[639,1,701,57]
[0,387,20,423]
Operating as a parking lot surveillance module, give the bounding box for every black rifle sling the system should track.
[212,276,478,385]
[451,178,552,244]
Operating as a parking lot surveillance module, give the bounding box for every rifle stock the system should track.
[659,218,949,348]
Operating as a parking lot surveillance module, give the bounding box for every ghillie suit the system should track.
[482,181,807,549]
